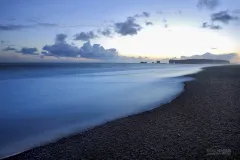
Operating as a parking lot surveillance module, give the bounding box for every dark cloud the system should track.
[202,22,222,30]
[197,0,219,10]
[0,23,59,31]
[134,12,150,18]
[143,12,150,17]
[80,41,118,59]
[19,47,38,55]
[97,28,113,37]
[0,21,59,31]
[145,22,153,26]
[43,43,80,57]
[114,17,142,36]
[74,31,98,41]
[210,24,222,30]
[43,34,81,57]
[0,24,33,31]
[2,47,17,51]
[202,22,208,28]
[42,34,118,59]
[43,37,80,57]
[55,33,67,43]
[211,11,238,24]
[37,23,59,27]
[3,46,39,55]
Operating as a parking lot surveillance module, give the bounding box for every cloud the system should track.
[19,47,38,55]
[181,52,238,62]
[43,34,80,57]
[202,22,222,30]
[202,22,208,28]
[42,34,118,59]
[37,23,59,27]
[80,41,118,59]
[209,24,222,30]
[145,22,153,26]
[74,31,98,41]
[2,47,17,51]
[142,12,150,17]
[211,11,238,24]
[0,22,59,31]
[43,43,80,57]
[134,12,151,18]
[197,0,219,10]
[114,17,142,36]
[97,28,113,37]
[0,24,33,31]
[3,46,39,55]
[55,33,67,43]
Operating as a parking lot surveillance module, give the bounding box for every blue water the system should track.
[0,63,207,158]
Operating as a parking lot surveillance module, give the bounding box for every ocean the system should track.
[0,63,208,158]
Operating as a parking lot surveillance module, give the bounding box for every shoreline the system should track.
[4,65,240,159]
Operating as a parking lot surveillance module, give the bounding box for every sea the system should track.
[0,63,210,158]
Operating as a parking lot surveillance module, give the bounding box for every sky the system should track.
[0,0,239,62]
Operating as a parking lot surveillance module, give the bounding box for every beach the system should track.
[5,65,240,160]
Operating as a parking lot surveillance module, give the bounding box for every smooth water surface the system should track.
[0,63,207,158]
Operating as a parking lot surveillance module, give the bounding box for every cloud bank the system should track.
[181,52,238,62]
[42,34,118,60]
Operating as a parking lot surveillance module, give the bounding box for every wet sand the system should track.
[5,65,240,160]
